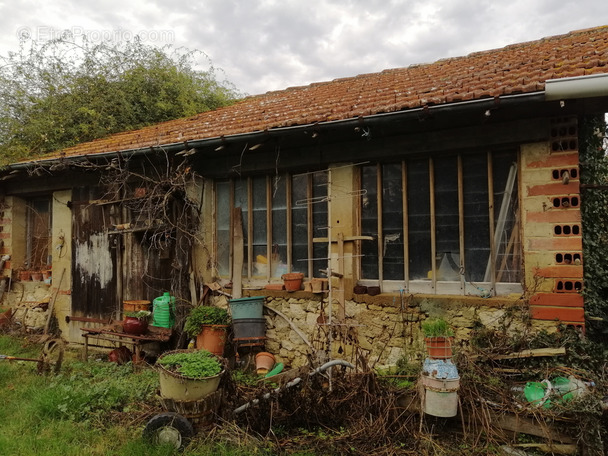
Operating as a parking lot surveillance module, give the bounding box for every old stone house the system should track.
[1,26,608,367]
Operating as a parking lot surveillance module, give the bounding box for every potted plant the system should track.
[184,306,230,356]
[123,310,151,335]
[156,349,224,401]
[16,267,31,282]
[421,318,454,359]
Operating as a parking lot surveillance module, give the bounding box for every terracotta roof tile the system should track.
[36,25,608,160]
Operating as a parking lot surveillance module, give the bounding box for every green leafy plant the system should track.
[124,310,151,320]
[157,349,222,378]
[184,306,230,338]
[421,317,454,337]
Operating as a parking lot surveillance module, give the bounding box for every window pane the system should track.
[382,163,404,280]
[433,157,460,281]
[462,153,490,282]
[234,179,248,275]
[291,174,308,274]
[216,181,230,277]
[361,165,378,279]
[312,171,328,278]
[492,151,520,283]
[252,177,267,277]
[407,159,431,280]
[27,198,51,268]
[271,175,288,277]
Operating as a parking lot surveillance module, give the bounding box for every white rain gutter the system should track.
[545,73,608,101]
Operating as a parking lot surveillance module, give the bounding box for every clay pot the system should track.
[0,307,12,327]
[282,273,304,292]
[255,352,276,375]
[31,271,43,282]
[367,286,381,296]
[196,325,229,356]
[353,285,368,294]
[425,337,453,359]
[123,316,149,335]
[18,270,31,281]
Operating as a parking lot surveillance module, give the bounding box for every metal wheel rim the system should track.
[155,425,183,448]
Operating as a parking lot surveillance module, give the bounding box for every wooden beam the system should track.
[470,347,566,361]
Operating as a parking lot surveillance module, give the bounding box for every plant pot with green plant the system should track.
[421,318,454,359]
[156,349,224,401]
[123,310,151,335]
[184,306,230,356]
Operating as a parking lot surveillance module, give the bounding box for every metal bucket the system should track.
[422,375,460,417]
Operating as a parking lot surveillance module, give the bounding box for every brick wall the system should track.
[521,117,584,327]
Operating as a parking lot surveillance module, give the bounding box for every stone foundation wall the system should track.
[211,292,560,369]
[4,281,52,331]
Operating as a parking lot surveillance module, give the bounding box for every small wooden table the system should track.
[81,321,172,363]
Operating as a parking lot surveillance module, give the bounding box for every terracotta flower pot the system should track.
[0,307,12,327]
[255,351,276,375]
[282,272,304,291]
[196,324,229,356]
[31,271,43,282]
[18,270,31,281]
[425,336,453,359]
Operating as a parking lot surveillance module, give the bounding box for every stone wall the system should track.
[211,291,560,369]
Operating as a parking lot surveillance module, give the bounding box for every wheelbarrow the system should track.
[143,359,355,449]
[0,338,65,374]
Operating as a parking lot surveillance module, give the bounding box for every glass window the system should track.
[26,198,52,269]
[215,171,328,280]
[360,150,520,294]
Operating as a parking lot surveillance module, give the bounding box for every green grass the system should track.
[0,335,275,456]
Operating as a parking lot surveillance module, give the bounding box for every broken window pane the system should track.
[492,151,520,283]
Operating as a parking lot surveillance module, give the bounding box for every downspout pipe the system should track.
[545,73,608,101]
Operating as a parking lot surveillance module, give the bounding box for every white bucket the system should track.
[422,374,460,417]
[424,388,458,417]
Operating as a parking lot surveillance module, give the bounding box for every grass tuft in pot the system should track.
[124,310,151,321]
[421,318,454,338]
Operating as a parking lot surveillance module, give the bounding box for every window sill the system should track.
[352,292,522,308]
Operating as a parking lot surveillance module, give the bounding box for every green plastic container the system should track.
[229,297,265,320]
[152,292,176,328]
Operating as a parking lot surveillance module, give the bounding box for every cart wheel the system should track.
[37,339,65,375]
[143,412,194,449]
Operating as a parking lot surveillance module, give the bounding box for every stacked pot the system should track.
[422,336,460,417]
[229,297,266,349]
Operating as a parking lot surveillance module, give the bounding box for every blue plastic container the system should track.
[229,296,265,320]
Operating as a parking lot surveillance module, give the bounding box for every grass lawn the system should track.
[0,335,279,456]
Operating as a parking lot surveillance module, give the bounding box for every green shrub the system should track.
[184,306,230,338]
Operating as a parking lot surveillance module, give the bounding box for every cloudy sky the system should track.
[1,0,608,96]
